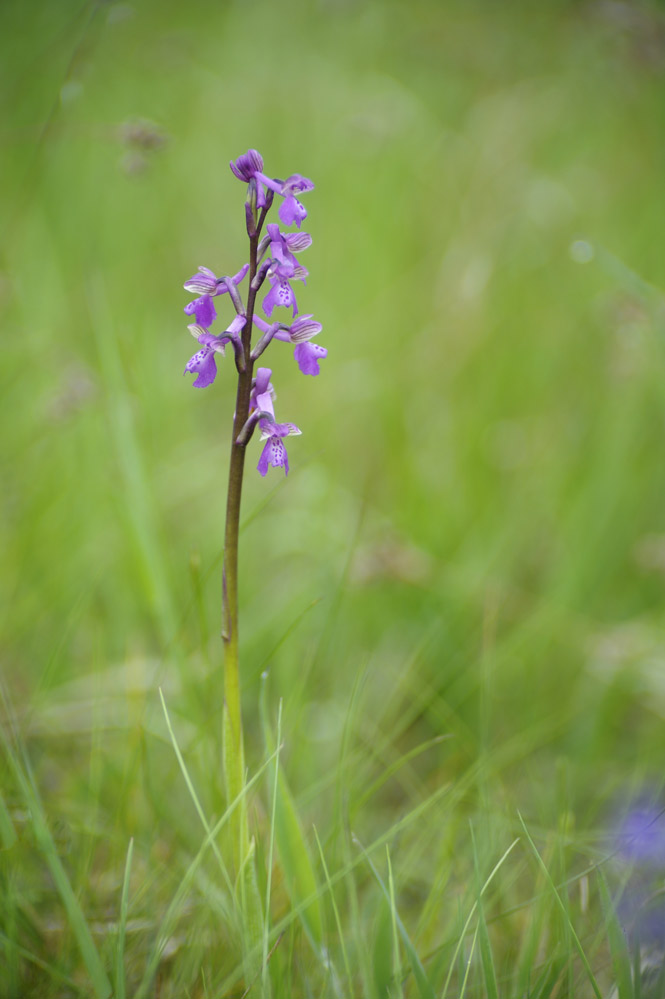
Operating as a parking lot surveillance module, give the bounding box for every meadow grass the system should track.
[2,0,665,995]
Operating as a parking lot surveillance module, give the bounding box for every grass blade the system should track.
[598,869,633,999]
[262,699,282,997]
[260,676,324,950]
[440,837,519,999]
[0,706,112,999]
[114,837,134,999]
[356,836,435,999]
[470,828,499,999]
[518,813,602,999]
[134,747,279,999]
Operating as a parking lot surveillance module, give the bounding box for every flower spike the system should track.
[184,151,323,471]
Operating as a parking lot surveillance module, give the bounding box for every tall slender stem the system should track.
[222,208,267,869]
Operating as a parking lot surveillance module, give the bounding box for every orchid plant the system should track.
[181,150,325,936]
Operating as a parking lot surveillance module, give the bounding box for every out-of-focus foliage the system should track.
[3,0,665,995]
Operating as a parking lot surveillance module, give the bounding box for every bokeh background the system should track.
[3,0,665,995]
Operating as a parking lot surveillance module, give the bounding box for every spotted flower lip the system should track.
[183,263,249,328]
[263,275,299,318]
[294,341,327,376]
[262,264,308,318]
[257,419,301,476]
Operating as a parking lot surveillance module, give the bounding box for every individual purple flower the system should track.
[254,173,314,228]
[262,264,308,318]
[183,264,249,327]
[294,342,328,376]
[229,149,264,183]
[257,420,301,477]
[265,223,312,278]
[184,316,246,388]
[252,314,326,375]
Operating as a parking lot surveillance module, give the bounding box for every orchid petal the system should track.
[184,294,217,328]
[279,195,307,228]
[263,277,298,317]
[281,174,314,196]
[294,342,327,376]
[185,347,218,388]
[260,421,301,440]
[289,315,322,342]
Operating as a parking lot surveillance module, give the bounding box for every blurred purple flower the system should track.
[612,800,665,951]
[615,804,665,866]
[183,264,249,327]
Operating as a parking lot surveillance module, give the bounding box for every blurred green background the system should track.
[3,0,665,995]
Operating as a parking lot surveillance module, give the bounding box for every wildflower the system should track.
[183,264,249,328]
[228,150,313,226]
[184,317,246,388]
[256,173,314,228]
[252,315,326,375]
[264,223,312,278]
[257,420,302,476]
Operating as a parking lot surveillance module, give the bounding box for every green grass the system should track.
[2,0,665,994]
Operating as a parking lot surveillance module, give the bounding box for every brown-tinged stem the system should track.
[222,204,269,870]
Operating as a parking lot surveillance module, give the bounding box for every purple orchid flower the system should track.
[184,316,246,388]
[183,264,249,328]
[228,150,314,227]
[257,420,302,476]
[253,314,327,376]
[248,367,301,475]
[255,173,314,228]
[265,223,312,278]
